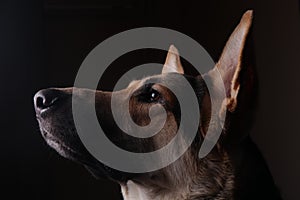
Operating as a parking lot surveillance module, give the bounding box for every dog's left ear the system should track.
[208,10,253,113]
[162,45,184,74]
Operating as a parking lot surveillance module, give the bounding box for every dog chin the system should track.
[39,127,132,182]
[41,129,80,160]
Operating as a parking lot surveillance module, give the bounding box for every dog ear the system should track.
[208,10,253,113]
[162,45,184,74]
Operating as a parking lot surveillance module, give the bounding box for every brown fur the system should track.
[34,10,282,199]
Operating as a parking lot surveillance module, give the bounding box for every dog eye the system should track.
[139,89,160,103]
[149,90,160,102]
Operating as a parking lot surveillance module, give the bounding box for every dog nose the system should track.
[34,89,64,113]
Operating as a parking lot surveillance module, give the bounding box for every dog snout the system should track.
[34,88,66,115]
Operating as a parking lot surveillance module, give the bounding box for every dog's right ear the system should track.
[162,45,184,74]
[206,10,253,114]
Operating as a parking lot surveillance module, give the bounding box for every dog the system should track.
[34,10,282,200]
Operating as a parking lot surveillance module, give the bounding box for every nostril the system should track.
[35,95,59,110]
[34,89,63,112]
[36,96,46,109]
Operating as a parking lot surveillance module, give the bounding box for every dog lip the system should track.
[39,107,51,115]
[40,128,94,164]
[44,135,100,168]
[35,103,59,119]
[42,129,82,157]
[46,138,77,155]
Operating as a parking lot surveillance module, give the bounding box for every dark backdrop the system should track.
[0,0,299,199]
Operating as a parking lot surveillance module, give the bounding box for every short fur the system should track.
[34,11,282,200]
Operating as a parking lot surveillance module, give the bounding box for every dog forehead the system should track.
[127,75,162,89]
[126,73,186,92]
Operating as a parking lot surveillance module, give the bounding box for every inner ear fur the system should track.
[162,45,184,74]
[212,10,253,113]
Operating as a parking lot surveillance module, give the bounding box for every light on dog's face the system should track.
[32,44,203,182]
[96,75,181,153]
[130,81,180,142]
[33,42,207,183]
[32,11,281,200]
[136,85,161,103]
[34,88,94,163]
[115,72,208,152]
[34,87,137,180]
[33,71,200,173]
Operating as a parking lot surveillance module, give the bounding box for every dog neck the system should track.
[121,180,191,200]
[121,181,154,200]
[120,166,235,200]
[119,148,236,200]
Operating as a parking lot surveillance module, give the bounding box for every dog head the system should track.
[34,11,254,198]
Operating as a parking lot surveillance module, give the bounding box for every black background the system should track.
[0,0,299,199]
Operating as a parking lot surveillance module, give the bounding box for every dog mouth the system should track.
[35,100,63,120]
[33,89,133,181]
[40,128,81,158]
[39,127,124,180]
[39,127,94,166]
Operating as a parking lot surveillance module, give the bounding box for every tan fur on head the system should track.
[162,45,184,74]
[35,10,280,200]
[209,10,253,116]
[122,11,254,199]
